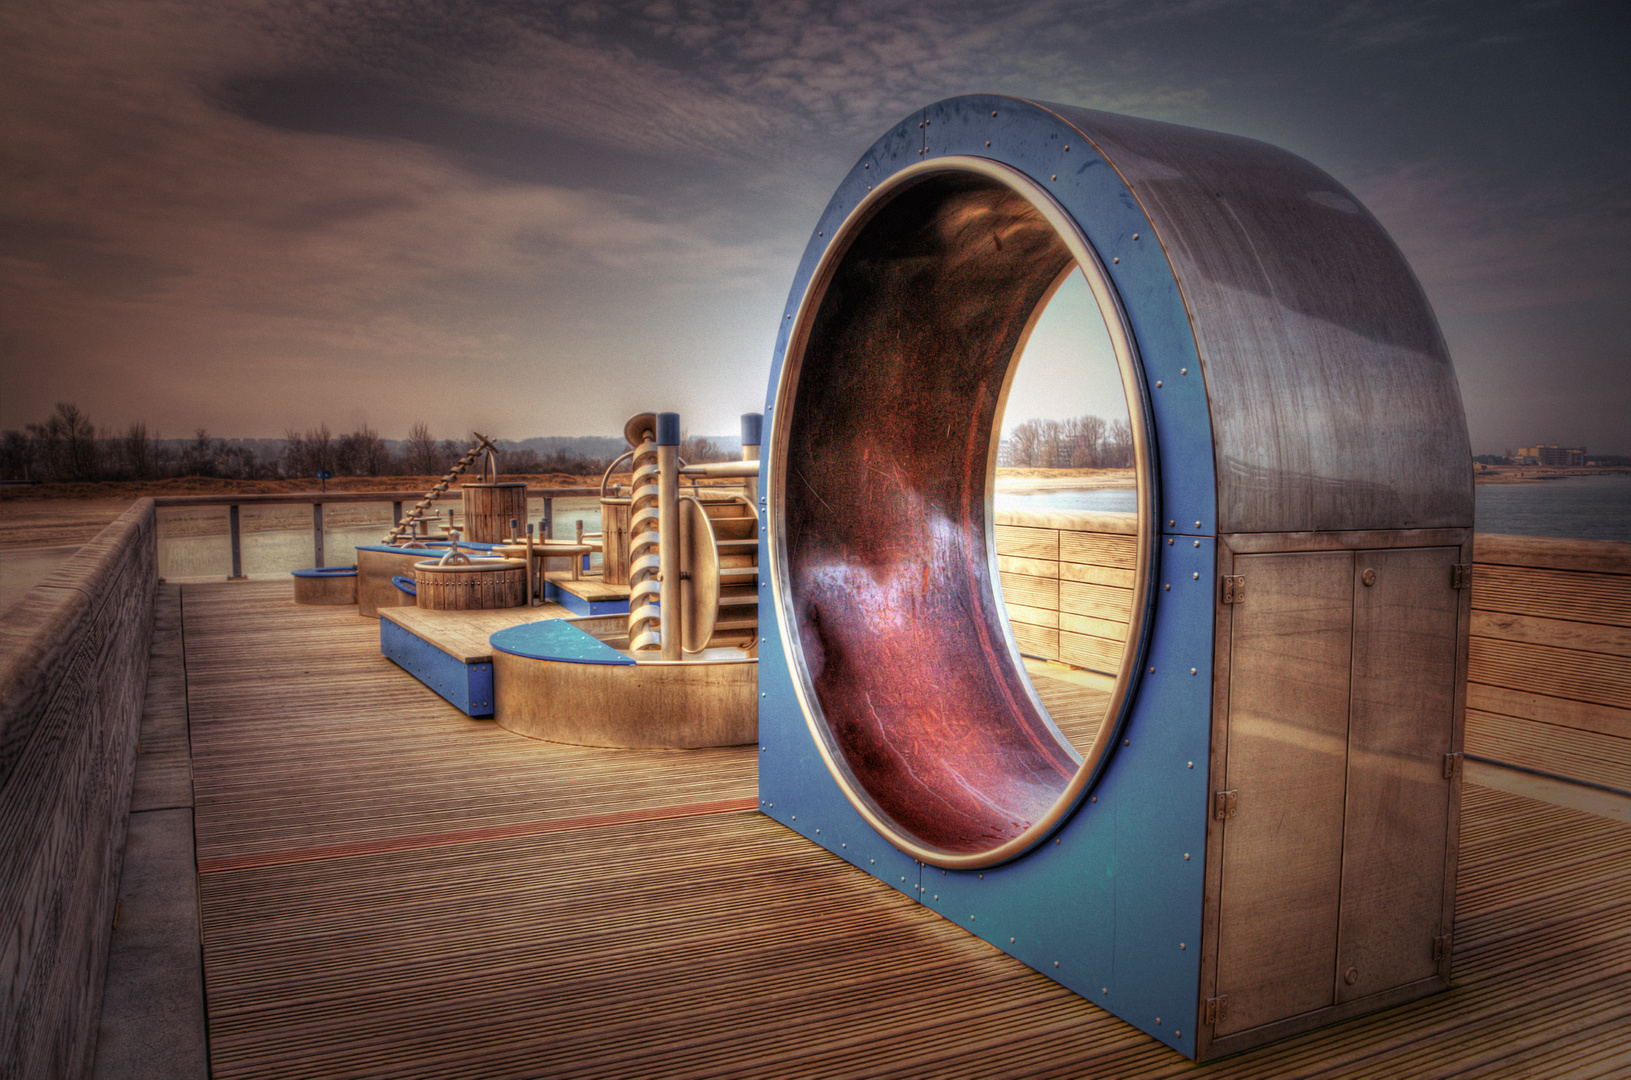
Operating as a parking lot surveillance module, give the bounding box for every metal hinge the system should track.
[1214,790,1238,819]
[1433,933,1453,962]
[1202,995,1229,1026]
[1221,575,1245,604]
[1451,564,1472,589]
[1443,752,1463,780]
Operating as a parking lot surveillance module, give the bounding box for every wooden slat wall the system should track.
[179,582,1631,1078]
[0,499,157,1080]
[1467,533,1631,797]
[994,510,1135,675]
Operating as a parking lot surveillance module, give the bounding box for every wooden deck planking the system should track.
[184,581,1631,1079]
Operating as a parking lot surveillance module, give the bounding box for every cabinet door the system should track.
[1215,551,1354,1035]
[1336,547,1459,1001]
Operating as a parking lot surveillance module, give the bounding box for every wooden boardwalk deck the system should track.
[183,581,1631,1079]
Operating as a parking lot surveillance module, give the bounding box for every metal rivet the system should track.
[1055,838,1060,844]
[1345,967,1359,985]
[1184,853,1190,860]
[818,231,823,237]
[1176,1032,1182,1038]
[1180,367,1188,375]
[1124,738,1131,746]
[1194,540,1200,547]
[1051,174,1057,181]
[992,110,998,116]
[1169,519,1176,526]
[1164,584,1171,591]
[1362,567,1377,587]
[979,874,984,879]
[870,859,875,864]
[1156,1018,1162,1024]
[1190,667,1197,675]
[1091,795,1097,802]
[1112,256,1120,264]
[934,895,938,900]
[918,121,924,128]
[1103,988,1108,994]
[841,842,845,847]
[1167,538,1174,546]
[1148,667,1154,674]
[1193,572,1200,579]
[1187,761,1194,768]
[1054,961,1060,968]
[1133,233,1140,240]
[985,140,991,147]
[761,692,767,698]
[1009,936,1015,943]
[1063,145,1070,151]
[1195,521,1201,528]
[864,163,870,169]
[1155,380,1162,387]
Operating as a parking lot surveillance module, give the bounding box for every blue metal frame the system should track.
[757,95,1219,1056]
[379,618,494,717]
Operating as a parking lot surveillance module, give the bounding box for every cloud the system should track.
[1347,158,1631,317]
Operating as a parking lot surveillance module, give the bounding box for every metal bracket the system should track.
[1202,995,1229,1026]
[1451,563,1473,590]
[1213,790,1238,820]
[1221,575,1245,604]
[1443,752,1463,780]
[1433,933,1454,962]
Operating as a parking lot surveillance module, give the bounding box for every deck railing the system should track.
[152,487,597,578]
[0,499,158,1079]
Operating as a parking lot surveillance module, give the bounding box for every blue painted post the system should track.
[228,504,246,580]
[312,503,325,568]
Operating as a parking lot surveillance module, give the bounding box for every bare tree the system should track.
[337,424,390,476]
[680,436,730,464]
[403,421,440,475]
[124,421,155,480]
[1006,419,1044,467]
[1104,418,1133,468]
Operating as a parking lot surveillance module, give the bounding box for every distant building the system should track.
[1515,444,1586,467]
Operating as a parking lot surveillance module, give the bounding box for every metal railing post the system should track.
[392,501,403,525]
[313,503,325,568]
[228,504,246,580]
[542,496,553,540]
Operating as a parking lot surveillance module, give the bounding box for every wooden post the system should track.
[313,503,325,568]
[228,504,246,580]
[525,523,535,604]
[657,413,681,662]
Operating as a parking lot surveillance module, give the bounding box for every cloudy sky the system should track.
[1,0,1626,454]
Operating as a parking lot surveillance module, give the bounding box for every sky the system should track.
[1,0,1626,455]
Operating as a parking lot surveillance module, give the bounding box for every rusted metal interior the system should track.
[779,172,1108,857]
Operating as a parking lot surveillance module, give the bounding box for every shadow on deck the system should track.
[138,581,1631,1078]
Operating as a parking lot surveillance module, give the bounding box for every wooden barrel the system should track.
[599,497,632,585]
[292,566,357,605]
[413,558,527,610]
[461,482,528,543]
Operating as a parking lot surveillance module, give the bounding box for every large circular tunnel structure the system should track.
[761,95,1472,874]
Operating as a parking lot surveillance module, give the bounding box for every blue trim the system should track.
[291,565,357,578]
[380,618,494,717]
[757,95,1219,1057]
[551,588,630,617]
[391,575,417,595]
[489,621,634,665]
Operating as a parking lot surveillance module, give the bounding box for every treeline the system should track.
[0,403,721,483]
[1001,415,1134,468]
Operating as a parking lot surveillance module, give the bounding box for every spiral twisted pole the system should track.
[626,420,663,651]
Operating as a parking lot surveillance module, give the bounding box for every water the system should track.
[995,476,1629,542]
[1473,475,1629,542]
[154,496,604,581]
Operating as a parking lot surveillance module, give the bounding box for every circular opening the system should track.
[769,158,1154,868]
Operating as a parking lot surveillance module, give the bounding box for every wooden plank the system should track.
[382,605,572,664]
[178,583,1631,1080]
[1008,621,1059,660]
[1059,611,1128,640]
[1464,759,1630,824]
[1059,579,1133,622]
[1060,530,1137,569]
[993,508,1135,534]
[997,571,1057,611]
[1466,682,1631,740]
[1470,610,1631,657]
[1003,602,1059,630]
[1058,631,1124,673]
[1468,636,1631,711]
[1465,710,1631,794]
[1474,533,1631,576]
[1059,561,1135,588]
[996,555,1059,579]
[992,524,1058,561]
[1470,564,1631,627]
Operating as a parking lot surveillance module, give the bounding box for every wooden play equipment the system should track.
[290,565,357,605]
[461,480,528,545]
[412,533,526,611]
[383,432,500,546]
